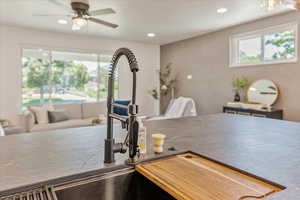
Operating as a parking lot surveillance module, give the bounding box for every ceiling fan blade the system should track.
[89,8,116,16]
[47,0,70,10]
[89,17,118,28]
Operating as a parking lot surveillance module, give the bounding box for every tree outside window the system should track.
[231,23,297,67]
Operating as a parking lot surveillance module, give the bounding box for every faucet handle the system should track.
[129,104,138,115]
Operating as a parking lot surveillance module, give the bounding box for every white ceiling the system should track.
[0,0,291,45]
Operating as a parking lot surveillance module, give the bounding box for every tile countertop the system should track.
[1,113,300,199]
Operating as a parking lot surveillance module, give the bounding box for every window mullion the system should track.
[48,50,53,103]
[237,39,240,64]
[97,54,101,102]
[261,34,265,62]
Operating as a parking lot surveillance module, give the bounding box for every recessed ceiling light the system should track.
[58,19,68,25]
[147,33,156,37]
[217,8,228,14]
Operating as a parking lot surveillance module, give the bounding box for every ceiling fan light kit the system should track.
[72,18,87,30]
[73,17,88,28]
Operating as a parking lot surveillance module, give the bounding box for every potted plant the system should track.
[232,77,249,102]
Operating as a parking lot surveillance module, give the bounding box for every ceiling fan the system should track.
[34,0,118,30]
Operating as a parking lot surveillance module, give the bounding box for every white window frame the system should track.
[229,22,298,68]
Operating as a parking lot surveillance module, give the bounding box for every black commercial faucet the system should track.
[104,48,139,164]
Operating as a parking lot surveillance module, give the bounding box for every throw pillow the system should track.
[29,104,53,124]
[48,110,69,123]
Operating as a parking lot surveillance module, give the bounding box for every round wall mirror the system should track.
[247,79,279,106]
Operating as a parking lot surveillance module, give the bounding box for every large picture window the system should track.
[22,48,118,107]
[230,23,297,67]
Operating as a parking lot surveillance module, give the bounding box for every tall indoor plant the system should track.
[149,63,177,100]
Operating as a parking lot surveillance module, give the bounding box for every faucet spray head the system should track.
[111,48,139,72]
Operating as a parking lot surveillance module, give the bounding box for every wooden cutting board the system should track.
[136,153,282,200]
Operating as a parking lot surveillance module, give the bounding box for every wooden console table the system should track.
[223,106,283,120]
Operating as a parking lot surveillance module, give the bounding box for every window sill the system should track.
[229,58,298,68]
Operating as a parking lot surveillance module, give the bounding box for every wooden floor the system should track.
[136,153,282,200]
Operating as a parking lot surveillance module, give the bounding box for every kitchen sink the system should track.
[55,169,175,200]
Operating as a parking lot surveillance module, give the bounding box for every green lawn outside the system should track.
[22,97,65,107]
[22,89,119,107]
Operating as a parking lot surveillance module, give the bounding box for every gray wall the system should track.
[161,11,300,122]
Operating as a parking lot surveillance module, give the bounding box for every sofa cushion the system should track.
[31,119,91,132]
[53,103,82,119]
[82,101,106,119]
[29,105,52,124]
[48,110,69,123]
